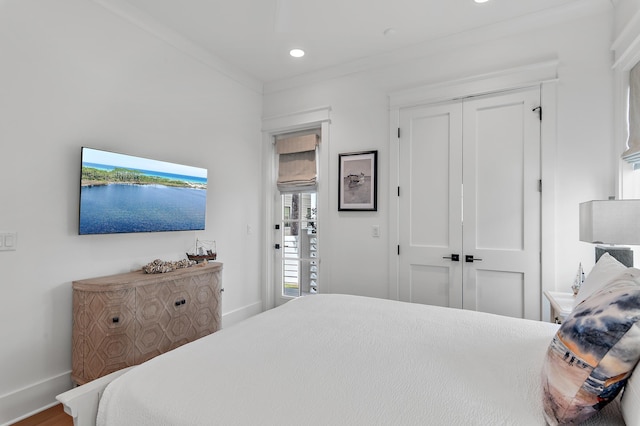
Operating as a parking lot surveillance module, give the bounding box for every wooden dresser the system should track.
[71,262,222,385]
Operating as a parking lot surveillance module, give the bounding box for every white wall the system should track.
[0,0,263,422]
[613,0,640,34]
[263,9,615,299]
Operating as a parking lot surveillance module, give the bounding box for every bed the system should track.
[57,290,638,425]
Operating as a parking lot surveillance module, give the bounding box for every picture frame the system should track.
[338,150,377,211]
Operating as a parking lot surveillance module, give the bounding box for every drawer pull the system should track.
[174,298,186,307]
[112,316,120,324]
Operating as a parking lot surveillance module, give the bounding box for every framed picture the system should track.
[338,150,377,211]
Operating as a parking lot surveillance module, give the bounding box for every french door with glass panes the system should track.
[275,192,318,304]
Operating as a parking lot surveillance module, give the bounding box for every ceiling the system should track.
[111,0,596,84]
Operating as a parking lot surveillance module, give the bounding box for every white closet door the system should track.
[398,87,541,319]
[398,102,463,308]
[462,88,541,320]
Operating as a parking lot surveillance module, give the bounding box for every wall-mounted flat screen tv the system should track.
[79,147,207,235]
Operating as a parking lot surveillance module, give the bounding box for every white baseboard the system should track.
[221,300,263,328]
[0,301,263,425]
[0,371,73,426]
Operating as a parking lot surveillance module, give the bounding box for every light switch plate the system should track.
[0,232,17,251]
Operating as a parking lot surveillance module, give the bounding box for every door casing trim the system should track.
[262,107,332,310]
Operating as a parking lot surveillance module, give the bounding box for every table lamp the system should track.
[579,199,640,267]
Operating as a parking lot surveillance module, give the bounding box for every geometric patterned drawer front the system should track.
[135,278,195,363]
[71,263,222,385]
[189,270,222,337]
[72,288,135,384]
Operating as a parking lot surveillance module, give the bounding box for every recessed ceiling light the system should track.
[474,0,489,3]
[290,49,305,58]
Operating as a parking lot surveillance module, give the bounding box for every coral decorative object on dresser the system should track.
[71,262,222,385]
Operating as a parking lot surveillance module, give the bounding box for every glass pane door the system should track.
[280,192,318,298]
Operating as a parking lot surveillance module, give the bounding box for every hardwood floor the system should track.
[11,404,72,426]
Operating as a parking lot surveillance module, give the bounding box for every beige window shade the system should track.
[276,134,319,192]
[623,62,640,165]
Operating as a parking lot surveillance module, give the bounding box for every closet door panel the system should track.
[407,264,451,307]
[472,270,525,319]
[462,88,541,320]
[474,101,525,250]
[398,102,463,307]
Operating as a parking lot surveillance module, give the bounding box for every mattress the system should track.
[96,294,625,425]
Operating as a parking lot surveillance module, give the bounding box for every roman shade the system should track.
[623,62,640,165]
[276,134,319,193]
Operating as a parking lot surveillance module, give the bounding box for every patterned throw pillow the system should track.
[541,268,640,425]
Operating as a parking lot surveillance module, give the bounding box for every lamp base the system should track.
[595,245,633,267]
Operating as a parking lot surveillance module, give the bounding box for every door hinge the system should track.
[397,186,400,197]
[538,179,542,192]
[532,106,542,121]
[397,245,400,255]
[397,128,401,138]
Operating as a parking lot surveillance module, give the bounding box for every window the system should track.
[623,62,640,166]
[280,192,318,297]
[275,131,321,299]
[262,107,330,308]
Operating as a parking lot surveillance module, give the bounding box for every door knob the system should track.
[465,255,483,263]
[443,254,460,261]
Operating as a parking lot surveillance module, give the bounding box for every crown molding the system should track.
[612,4,640,70]
[91,0,263,94]
[389,60,559,109]
[264,0,612,94]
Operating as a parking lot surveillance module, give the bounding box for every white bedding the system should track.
[96,294,625,425]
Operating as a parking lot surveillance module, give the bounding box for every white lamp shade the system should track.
[579,200,640,245]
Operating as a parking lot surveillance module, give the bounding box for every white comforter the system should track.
[97,294,624,425]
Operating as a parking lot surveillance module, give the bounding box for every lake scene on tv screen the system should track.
[80,148,207,235]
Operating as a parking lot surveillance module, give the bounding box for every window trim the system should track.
[612,7,640,198]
